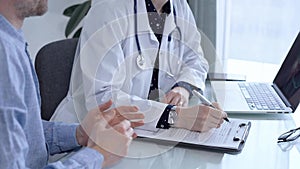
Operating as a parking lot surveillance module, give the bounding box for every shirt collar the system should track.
[137,0,175,34]
[145,0,171,14]
[0,14,26,46]
[162,1,171,14]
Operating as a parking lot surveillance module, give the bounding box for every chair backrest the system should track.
[35,38,78,120]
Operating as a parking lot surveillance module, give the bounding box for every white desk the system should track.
[107,77,300,169]
[109,107,300,169]
[107,59,300,168]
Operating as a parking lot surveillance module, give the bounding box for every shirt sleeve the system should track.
[42,121,104,169]
[156,105,173,129]
[172,81,203,98]
[0,53,103,169]
[0,106,30,169]
[42,121,81,155]
[174,0,209,91]
[0,39,32,169]
[44,148,103,169]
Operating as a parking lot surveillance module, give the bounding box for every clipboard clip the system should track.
[233,122,251,144]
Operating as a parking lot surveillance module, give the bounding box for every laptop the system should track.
[210,32,300,113]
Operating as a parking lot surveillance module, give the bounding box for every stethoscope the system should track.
[134,0,182,70]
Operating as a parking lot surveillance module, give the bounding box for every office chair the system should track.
[35,38,78,121]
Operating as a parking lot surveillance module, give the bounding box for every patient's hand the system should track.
[109,106,145,128]
[76,100,144,168]
[76,100,144,146]
[87,112,134,168]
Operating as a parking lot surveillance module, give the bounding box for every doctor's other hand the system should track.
[164,87,190,107]
[87,112,134,168]
[174,103,227,132]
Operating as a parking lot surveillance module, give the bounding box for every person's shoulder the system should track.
[86,0,133,24]
[92,0,132,7]
[80,0,134,42]
[175,0,191,10]
[0,29,8,43]
[0,35,21,77]
[90,0,133,16]
[173,0,196,22]
[175,0,189,5]
[0,31,13,54]
[0,27,17,46]
[84,0,133,30]
[0,29,22,65]
[173,0,193,16]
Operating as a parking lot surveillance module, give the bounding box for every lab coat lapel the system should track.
[136,0,160,65]
[160,0,177,73]
[136,0,157,42]
[137,0,176,39]
[163,0,176,37]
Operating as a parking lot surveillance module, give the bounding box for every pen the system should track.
[192,90,230,123]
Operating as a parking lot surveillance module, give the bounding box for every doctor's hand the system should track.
[174,103,227,132]
[164,87,190,107]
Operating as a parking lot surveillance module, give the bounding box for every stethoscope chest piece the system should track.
[136,54,146,69]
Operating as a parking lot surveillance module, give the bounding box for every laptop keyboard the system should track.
[238,83,285,110]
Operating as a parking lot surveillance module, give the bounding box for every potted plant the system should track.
[63,0,91,38]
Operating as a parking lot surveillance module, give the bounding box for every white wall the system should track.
[23,0,83,60]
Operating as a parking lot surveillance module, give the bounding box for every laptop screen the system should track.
[274,32,300,111]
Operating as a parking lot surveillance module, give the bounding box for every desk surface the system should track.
[109,107,300,169]
[109,62,300,168]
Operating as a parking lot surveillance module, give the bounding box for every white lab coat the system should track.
[51,0,208,131]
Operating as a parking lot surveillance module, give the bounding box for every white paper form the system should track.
[135,118,251,150]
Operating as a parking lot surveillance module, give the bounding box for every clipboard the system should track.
[135,118,251,154]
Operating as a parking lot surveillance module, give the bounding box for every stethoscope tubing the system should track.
[134,0,181,73]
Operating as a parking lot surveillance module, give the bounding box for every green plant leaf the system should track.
[72,27,82,38]
[63,4,80,17]
[65,1,91,37]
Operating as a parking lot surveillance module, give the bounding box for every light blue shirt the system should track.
[0,15,103,169]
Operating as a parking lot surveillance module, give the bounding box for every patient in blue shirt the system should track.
[0,0,143,168]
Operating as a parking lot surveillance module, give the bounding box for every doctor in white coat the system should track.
[51,0,227,132]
